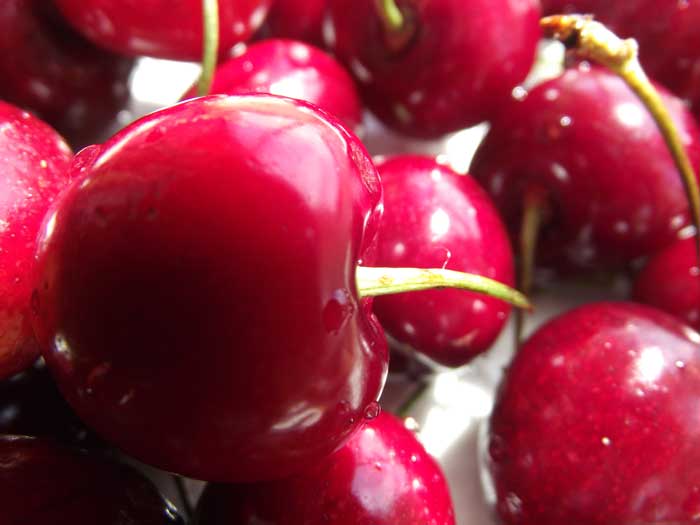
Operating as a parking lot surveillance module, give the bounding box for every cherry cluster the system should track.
[1,1,700,524]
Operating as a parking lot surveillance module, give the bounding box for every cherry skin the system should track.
[31,94,388,483]
[0,0,133,148]
[633,236,700,331]
[1,435,182,524]
[488,301,700,525]
[53,0,273,61]
[255,0,327,47]
[326,0,540,138]
[470,63,700,273]
[372,155,514,367]
[0,101,73,381]
[195,411,455,525]
[0,361,100,447]
[182,39,362,131]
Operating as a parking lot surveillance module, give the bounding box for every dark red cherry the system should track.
[0,101,73,381]
[195,411,455,525]
[256,0,327,47]
[326,0,540,138]
[373,155,514,367]
[31,94,388,483]
[53,0,272,61]
[633,235,700,330]
[1,435,182,523]
[0,361,99,447]
[0,0,133,148]
[488,301,700,525]
[182,39,362,130]
[471,64,700,273]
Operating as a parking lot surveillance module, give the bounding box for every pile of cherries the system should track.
[3,0,700,524]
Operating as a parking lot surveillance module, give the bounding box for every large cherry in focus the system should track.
[326,0,540,138]
[0,102,73,381]
[373,156,514,367]
[0,0,133,148]
[195,411,455,525]
[255,0,327,47]
[182,39,362,131]
[53,0,272,60]
[1,435,182,524]
[633,235,700,331]
[31,94,388,482]
[471,64,700,273]
[488,302,700,524]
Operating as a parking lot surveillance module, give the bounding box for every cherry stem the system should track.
[197,0,219,96]
[173,475,192,518]
[541,14,700,264]
[356,266,531,309]
[373,0,405,32]
[397,378,430,418]
[515,186,546,347]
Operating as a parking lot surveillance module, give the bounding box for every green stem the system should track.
[515,187,546,347]
[373,0,405,32]
[541,14,700,264]
[197,0,220,96]
[356,266,531,309]
[397,379,430,419]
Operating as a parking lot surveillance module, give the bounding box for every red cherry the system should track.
[1,435,182,523]
[633,235,700,330]
[471,64,700,273]
[0,101,73,381]
[373,155,514,367]
[0,0,133,148]
[488,301,700,524]
[195,411,455,525]
[182,39,362,130]
[326,0,540,138]
[256,0,327,47]
[53,0,272,61]
[31,94,388,483]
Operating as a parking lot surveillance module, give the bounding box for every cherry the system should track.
[0,101,73,381]
[255,0,327,47]
[373,155,514,367]
[182,39,362,130]
[633,235,700,331]
[31,94,388,483]
[53,0,272,61]
[0,361,99,447]
[1,435,182,523]
[0,0,133,148]
[488,301,700,524]
[326,0,541,138]
[195,411,455,524]
[470,63,700,273]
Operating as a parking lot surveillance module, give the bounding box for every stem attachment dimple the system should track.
[374,0,405,33]
[197,0,220,96]
[356,266,531,309]
[541,14,700,264]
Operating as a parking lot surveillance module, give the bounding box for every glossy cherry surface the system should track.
[633,236,700,331]
[53,0,272,61]
[0,0,133,148]
[0,361,100,447]
[1,435,182,524]
[471,64,700,273]
[31,94,388,482]
[182,39,362,130]
[0,102,73,381]
[488,301,700,524]
[327,0,540,138]
[195,411,455,524]
[256,0,327,47]
[541,0,700,119]
[373,156,514,367]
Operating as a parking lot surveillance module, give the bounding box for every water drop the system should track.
[363,401,380,420]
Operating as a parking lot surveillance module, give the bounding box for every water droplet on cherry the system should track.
[363,401,380,420]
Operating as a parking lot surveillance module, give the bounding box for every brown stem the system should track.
[541,14,700,265]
